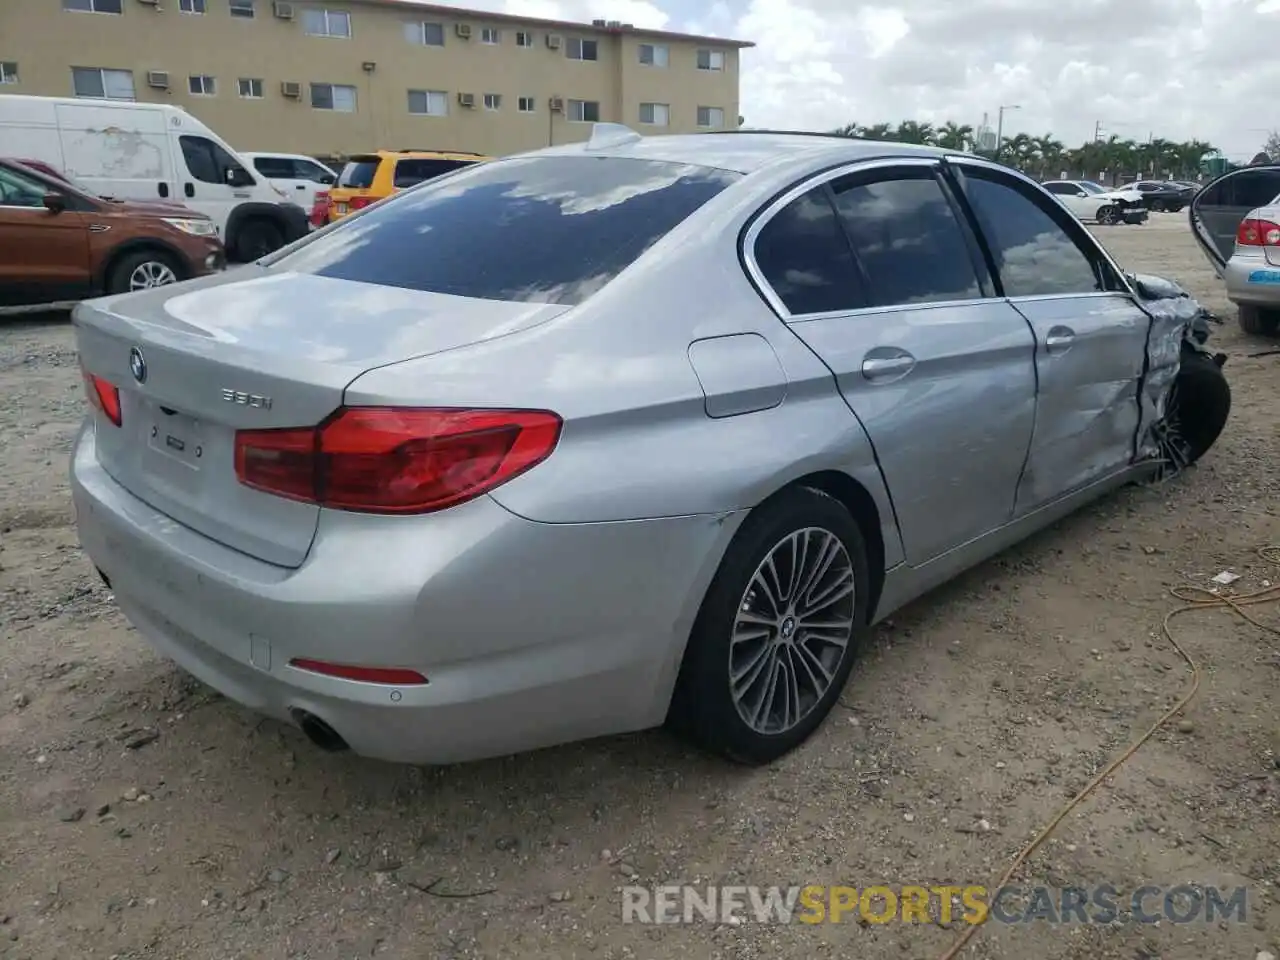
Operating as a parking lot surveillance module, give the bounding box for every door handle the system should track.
[1045,326,1075,353]
[295,184,306,190]
[158,182,169,198]
[861,354,915,381]
[184,183,195,198]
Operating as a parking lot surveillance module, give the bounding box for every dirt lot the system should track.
[1,216,1278,960]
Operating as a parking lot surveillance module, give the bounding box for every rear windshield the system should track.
[267,156,740,305]
[393,157,476,189]
[338,160,380,188]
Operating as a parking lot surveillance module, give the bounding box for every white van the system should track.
[0,94,309,261]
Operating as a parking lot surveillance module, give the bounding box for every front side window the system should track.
[0,165,48,207]
[956,168,1110,297]
[266,157,739,305]
[752,187,866,316]
[179,134,251,185]
[568,99,599,122]
[408,89,447,116]
[303,8,350,37]
[311,82,356,111]
[830,170,983,307]
[71,66,135,100]
[567,37,598,60]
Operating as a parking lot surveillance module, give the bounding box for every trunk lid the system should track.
[73,268,570,568]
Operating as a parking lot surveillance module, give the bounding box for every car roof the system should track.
[371,149,493,162]
[522,130,954,175]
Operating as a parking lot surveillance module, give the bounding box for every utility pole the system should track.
[1093,120,1103,142]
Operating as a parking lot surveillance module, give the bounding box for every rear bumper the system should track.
[1122,207,1149,224]
[1224,257,1280,306]
[70,421,738,764]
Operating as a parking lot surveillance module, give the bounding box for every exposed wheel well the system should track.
[765,470,886,623]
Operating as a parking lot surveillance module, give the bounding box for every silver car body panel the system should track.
[70,131,1197,764]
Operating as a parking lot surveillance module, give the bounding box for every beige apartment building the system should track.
[0,0,751,158]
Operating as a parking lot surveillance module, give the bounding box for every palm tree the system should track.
[1033,135,1065,178]
[892,121,936,145]
[831,123,862,139]
[936,122,973,150]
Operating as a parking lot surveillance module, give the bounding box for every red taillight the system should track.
[289,658,428,685]
[349,196,375,211]
[310,191,330,227]
[1236,217,1280,246]
[234,407,562,514]
[81,367,122,426]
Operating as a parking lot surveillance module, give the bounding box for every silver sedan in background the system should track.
[70,126,1230,767]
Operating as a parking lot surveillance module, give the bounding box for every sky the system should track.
[408,0,1280,160]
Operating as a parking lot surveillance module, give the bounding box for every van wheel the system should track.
[107,250,181,294]
[1154,350,1231,477]
[668,486,870,765]
[233,219,284,262]
[1239,304,1280,336]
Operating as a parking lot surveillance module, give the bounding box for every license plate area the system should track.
[146,407,205,472]
[335,202,348,214]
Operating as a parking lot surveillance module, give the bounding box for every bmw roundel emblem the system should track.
[129,347,147,384]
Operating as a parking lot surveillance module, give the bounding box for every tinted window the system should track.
[338,161,378,188]
[0,165,47,207]
[830,171,981,307]
[958,171,1104,297]
[252,156,294,179]
[266,157,739,305]
[392,158,475,189]
[1044,182,1072,195]
[1225,170,1280,208]
[180,135,250,185]
[753,187,865,315]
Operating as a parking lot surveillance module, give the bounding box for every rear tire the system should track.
[106,249,181,295]
[1149,198,1166,213]
[1157,349,1231,473]
[668,487,870,765]
[1238,304,1280,336]
[232,218,285,262]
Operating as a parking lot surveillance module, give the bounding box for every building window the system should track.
[71,66,136,100]
[639,102,669,126]
[408,89,447,116]
[567,99,599,122]
[310,82,356,111]
[188,74,217,96]
[238,77,264,98]
[638,43,668,67]
[0,63,17,85]
[303,8,351,38]
[483,93,501,111]
[63,0,123,12]
[696,48,725,71]
[481,27,500,44]
[566,37,598,61]
[515,30,533,47]
[405,21,444,45]
[518,96,535,113]
[697,105,725,127]
[178,0,206,12]
[229,0,255,17]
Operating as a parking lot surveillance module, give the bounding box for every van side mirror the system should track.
[43,191,66,213]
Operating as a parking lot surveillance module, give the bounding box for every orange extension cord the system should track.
[935,545,1280,960]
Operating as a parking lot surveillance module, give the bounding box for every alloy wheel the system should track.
[729,527,856,736]
[128,261,177,291]
[1152,381,1194,480]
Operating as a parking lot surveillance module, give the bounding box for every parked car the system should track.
[1041,180,1148,224]
[240,152,338,216]
[1189,162,1280,335]
[0,94,308,260]
[1122,180,1196,213]
[0,156,224,307]
[69,127,1229,767]
[325,149,491,222]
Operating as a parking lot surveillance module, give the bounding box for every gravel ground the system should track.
[1,215,1278,960]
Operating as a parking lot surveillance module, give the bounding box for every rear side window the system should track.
[752,187,866,315]
[956,169,1109,298]
[338,160,379,188]
[1223,170,1280,208]
[251,156,294,179]
[829,170,982,307]
[392,157,475,189]
[267,156,739,305]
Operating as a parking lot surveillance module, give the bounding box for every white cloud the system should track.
[399,0,1280,160]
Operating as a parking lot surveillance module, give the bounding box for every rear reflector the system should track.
[81,366,122,427]
[1236,217,1280,246]
[234,406,563,514]
[289,658,428,685]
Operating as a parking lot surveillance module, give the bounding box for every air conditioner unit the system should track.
[146,70,170,88]
[272,1,294,18]
[457,92,475,108]
[455,22,471,38]
[280,80,302,98]
[548,96,564,112]
[545,33,562,49]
